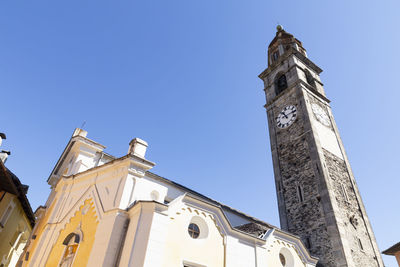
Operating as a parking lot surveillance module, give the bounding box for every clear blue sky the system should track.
[1,1,399,265]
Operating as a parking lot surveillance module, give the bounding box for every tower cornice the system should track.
[259,47,323,80]
[264,80,330,110]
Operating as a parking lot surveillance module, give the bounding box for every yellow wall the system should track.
[44,198,98,267]
[22,195,58,267]
[0,192,32,267]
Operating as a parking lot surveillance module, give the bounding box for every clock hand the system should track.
[280,112,288,119]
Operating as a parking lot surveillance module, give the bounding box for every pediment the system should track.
[49,184,104,225]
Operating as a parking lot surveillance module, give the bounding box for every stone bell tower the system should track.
[259,26,384,267]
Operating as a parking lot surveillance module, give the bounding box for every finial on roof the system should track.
[276,24,283,31]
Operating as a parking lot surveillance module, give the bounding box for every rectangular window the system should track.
[358,238,364,251]
[0,204,13,227]
[297,185,304,202]
[340,183,349,202]
[305,237,312,249]
[272,51,279,62]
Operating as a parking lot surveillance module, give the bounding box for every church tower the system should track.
[259,26,384,267]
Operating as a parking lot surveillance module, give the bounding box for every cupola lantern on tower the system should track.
[268,26,307,66]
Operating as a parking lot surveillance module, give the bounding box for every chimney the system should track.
[72,128,88,138]
[0,150,11,163]
[128,138,148,158]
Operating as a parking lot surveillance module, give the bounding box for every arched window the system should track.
[59,233,80,267]
[304,70,315,87]
[275,74,287,95]
[271,51,279,62]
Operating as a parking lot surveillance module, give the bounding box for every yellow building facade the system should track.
[20,129,317,267]
[0,160,35,267]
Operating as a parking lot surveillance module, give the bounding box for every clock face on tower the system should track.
[276,105,297,128]
[311,103,331,126]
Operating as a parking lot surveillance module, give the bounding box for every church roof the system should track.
[234,222,269,238]
[146,171,278,230]
[382,242,400,255]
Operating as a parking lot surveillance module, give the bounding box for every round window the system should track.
[188,223,200,239]
[279,253,286,266]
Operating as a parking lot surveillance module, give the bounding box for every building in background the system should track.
[383,243,400,266]
[0,134,35,267]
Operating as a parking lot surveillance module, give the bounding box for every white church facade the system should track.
[19,128,317,267]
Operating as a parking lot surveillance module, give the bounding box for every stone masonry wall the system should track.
[323,149,379,267]
[269,87,336,266]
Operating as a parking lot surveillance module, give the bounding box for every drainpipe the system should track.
[223,236,227,267]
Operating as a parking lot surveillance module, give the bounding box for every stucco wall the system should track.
[162,204,225,267]
[0,192,32,267]
[44,198,98,267]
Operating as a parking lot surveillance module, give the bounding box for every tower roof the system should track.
[268,26,303,49]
